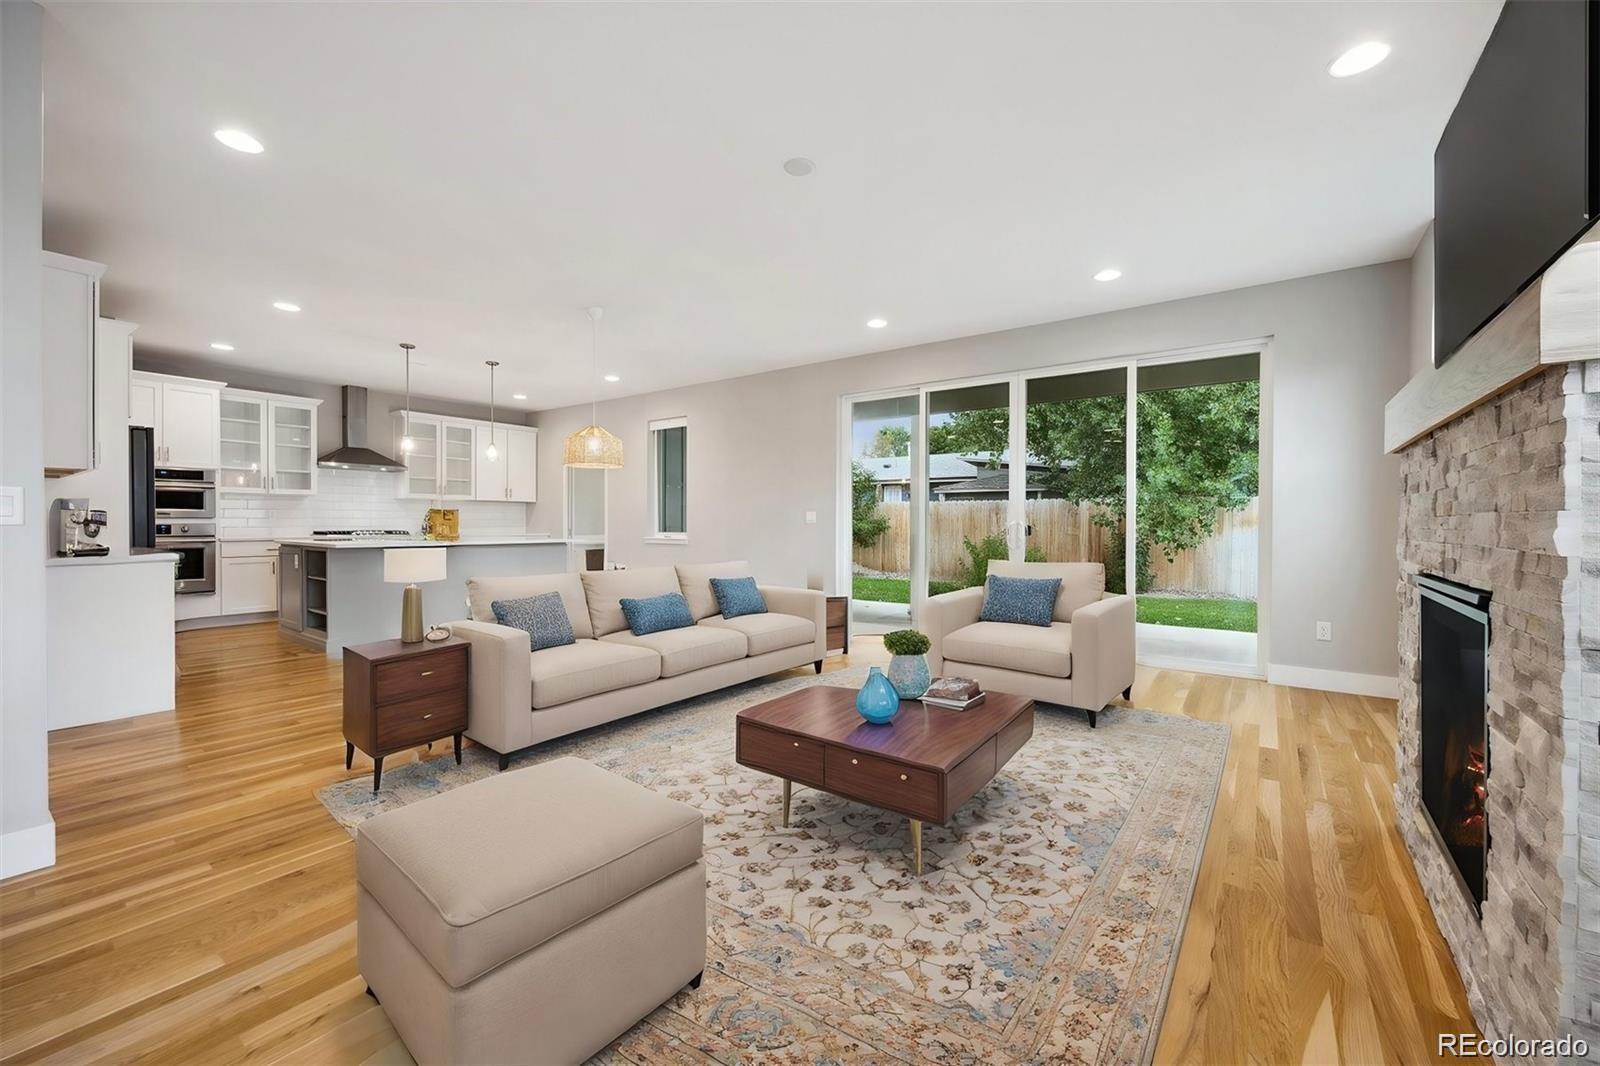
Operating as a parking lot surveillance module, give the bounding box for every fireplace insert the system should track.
[1418,573,1491,914]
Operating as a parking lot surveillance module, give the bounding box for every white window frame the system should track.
[646,416,689,543]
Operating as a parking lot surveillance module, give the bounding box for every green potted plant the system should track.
[882,629,932,699]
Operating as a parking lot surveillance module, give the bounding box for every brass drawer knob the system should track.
[851,758,858,765]
[792,741,799,747]
[899,773,907,781]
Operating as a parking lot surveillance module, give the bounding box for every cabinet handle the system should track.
[791,741,798,747]
[899,773,908,781]
[851,758,858,765]
[420,670,434,677]
[422,713,433,720]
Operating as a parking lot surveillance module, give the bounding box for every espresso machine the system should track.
[53,498,110,557]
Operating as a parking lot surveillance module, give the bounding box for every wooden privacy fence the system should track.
[853,497,1259,599]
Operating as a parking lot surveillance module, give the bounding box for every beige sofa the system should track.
[453,561,826,766]
[925,561,1135,728]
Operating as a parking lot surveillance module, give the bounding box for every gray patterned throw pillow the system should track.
[978,574,1061,627]
[491,592,576,651]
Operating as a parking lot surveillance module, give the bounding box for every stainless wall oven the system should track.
[154,468,216,520]
[158,520,217,594]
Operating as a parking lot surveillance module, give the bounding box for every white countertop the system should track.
[273,536,569,550]
[46,551,179,568]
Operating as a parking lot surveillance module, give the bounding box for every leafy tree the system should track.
[850,460,890,548]
[866,425,911,458]
[932,381,1258,592]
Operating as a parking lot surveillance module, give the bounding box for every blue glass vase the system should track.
[856,666,901,724]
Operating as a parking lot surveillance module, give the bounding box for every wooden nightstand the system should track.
[825,596,849,655]
[343,637,469,791]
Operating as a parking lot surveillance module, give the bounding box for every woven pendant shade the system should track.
[563,423,624,469]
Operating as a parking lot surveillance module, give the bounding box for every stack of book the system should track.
[921,676,985,711]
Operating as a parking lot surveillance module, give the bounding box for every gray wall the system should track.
[1,1,55,873]
[1409,222,1436,379]
[530,259,1413,683]
[130,350,536,449]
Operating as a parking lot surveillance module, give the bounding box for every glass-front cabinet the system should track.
[219,393,267,491]
[218,389,320,495]
[441,421,476,499]
[395,413,441,498]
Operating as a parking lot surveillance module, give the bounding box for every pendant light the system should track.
[483,360,500,461]
[563,306,623,469]
[399,342,416,453]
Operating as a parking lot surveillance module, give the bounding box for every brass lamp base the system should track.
[401,584,424,643]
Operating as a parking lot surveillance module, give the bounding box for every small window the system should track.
[648,417,687,541]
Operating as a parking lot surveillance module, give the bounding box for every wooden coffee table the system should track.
[735,685,1034,874]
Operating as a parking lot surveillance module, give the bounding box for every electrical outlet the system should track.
[1316,621,1333,642]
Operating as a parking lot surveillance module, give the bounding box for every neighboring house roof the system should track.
[936,471,1051,496]
[863,452,1073,483]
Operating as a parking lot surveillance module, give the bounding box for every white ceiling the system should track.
[41,1,1500,412]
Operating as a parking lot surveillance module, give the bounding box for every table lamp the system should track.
[384,547,447,643]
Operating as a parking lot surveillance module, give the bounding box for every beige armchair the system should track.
[924,561,1134,727]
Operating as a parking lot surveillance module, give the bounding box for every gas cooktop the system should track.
[309,529,416,539]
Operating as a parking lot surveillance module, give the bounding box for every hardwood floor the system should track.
[0,623,1479,1064]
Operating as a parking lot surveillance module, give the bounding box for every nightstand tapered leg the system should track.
[910,819,922,875]
[372,756,383,793]
[345,742,353,770]
[454,732,462,764]
[781,779,791,827]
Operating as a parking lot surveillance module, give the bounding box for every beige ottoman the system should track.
[356,756,706,1065]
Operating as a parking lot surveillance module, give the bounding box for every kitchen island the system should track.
[274,536,570,656]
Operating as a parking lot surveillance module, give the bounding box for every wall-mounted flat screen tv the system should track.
[1433,0,1598,366]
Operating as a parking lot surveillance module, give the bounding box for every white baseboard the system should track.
[1137,653,1263,680]
[1,819,56,880]
[1266,662,1399,699]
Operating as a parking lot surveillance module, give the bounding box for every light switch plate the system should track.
[804,510,817,525]
[0,486,22,525]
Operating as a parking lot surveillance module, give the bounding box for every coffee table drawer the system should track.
[824,747,941,822]
[738,723,824,785]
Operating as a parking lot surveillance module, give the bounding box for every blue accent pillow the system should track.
[978,575,1060,627]
[710,576,767,619]
[492,592,576,651]
[620,592,695,635]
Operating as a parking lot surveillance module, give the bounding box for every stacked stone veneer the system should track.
[1396,362,1600,1058]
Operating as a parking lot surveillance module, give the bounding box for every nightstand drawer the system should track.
[374,647,466,705]
[824,747,940,821]
[738,723,824,785]
[376,690,467,749]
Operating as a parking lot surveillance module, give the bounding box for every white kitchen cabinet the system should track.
[394,413,442,498]
[472,424,537,502]
[219,542,279,615]
[132,371,227,468]
[42,252,106,476]
[219,389,321,494]
[506,426,537,502]
[440,420,476,499]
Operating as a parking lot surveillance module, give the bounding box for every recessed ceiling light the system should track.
[210,342,235,351]
[603,374,621,383]
[1328,41,1390,78]
[1093,268,1122,282]
[213,128,264,154]
[783,157,815,177]
[512,393,527,400]
[866,318,888,329]
[272,300,301,313]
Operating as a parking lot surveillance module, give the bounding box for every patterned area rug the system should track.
[318,669,1229,1065]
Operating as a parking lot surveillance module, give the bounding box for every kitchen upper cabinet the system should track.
[440,420,475,499]
[132,371,226,468]
[219,389,320,494]
[394,413,441,498]
[473,425,537,502]
[42,252,106,476]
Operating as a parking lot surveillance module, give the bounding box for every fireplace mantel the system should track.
[1384,226,1599,453]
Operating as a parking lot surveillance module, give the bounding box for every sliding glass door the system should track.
[841,343,1264,676]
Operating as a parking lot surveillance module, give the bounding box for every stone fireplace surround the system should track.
[1389,231,1600,1059]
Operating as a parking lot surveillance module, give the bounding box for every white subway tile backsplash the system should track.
[217,468,533,539]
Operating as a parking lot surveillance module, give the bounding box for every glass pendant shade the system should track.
[564,424,623,469]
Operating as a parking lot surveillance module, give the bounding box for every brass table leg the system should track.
[781,779,791,827]
[910,819,922,875]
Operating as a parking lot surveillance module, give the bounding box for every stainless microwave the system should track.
[154,468,216,520]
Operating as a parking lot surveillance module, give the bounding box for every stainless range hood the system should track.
[317,386,407,472]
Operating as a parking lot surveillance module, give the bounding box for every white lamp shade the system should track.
[384,547,447,585]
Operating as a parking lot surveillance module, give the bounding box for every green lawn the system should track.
[1137,595,1256,632]
[852,577,962,604]
[854,577,1256,632]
